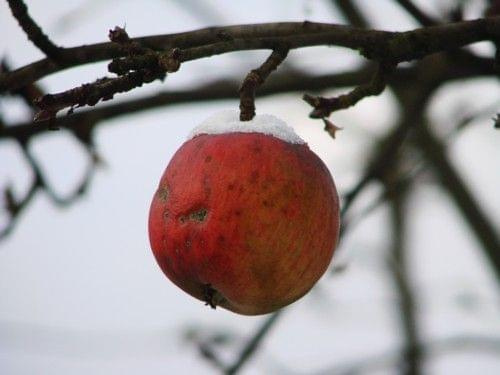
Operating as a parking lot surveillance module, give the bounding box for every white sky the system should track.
[1,1,499,374]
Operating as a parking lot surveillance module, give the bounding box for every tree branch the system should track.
[303,61,395,118]
[225,310,282,375]
[0,59,44,111]
[6,0,63,59]
[1,142,96,240]
[34,69,166,121]
[239,46,289,121]
[1,67,379,141]
[1,17,499,93]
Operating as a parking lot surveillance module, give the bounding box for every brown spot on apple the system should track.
[179,208,208,223]
[157,186,169,201]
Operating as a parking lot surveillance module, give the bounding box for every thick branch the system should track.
[6,0,63,59]
[239,47,288,121]
[1,17,499,92]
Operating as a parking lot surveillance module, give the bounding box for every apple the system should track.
[148,111,340,315]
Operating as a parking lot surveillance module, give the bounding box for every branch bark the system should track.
[1,17,499,93]
[239,46,288,121]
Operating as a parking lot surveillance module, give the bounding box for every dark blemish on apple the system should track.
[157,186,169,201]
[227,183,235,191]
[163,210,169,220]
[234,209,241,216]
[179,208,208,223]
[217,235,225,243]
[190,208,208,222]
[263,200,269,207]
[205,155,212,163]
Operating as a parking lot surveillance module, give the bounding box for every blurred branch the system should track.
[225,310,283,375]
[239,46,289,121]
[394,0,438,26]
[312,334,500,375]
[6,0,63,59]
[1,17,500,93]
[387,177,423,375]
[1,143,96,240]
[0,60,44,111]
[332,0,369,28]
[414,123,500,283]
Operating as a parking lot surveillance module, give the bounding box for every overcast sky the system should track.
[1,1,499,374]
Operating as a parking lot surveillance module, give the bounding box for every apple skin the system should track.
[149,132,340,315]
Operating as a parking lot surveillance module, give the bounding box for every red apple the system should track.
[149,113,340,315]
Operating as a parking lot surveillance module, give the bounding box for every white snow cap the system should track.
[188,110,305,144]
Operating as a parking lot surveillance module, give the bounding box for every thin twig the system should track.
[1,144,96,240]
[303,61,396,118]
[6,0,63,59]
[225,310,282,375]
[239,46,289,121]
